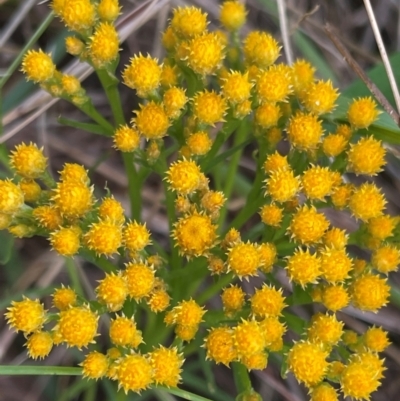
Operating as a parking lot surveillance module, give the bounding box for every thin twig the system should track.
[363,0,400,115]
[325,23,400,126]
[277,0,293,65]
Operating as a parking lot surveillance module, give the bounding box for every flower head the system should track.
[33,206,63,231]
[347,97,380,129]
[6,298,46,333]
[220,1,247,31]
[84,220,122,256]
[26,331,53,360]
[192,90,227,126]
[97,0,120,22]
[234,319,265,357]
[171,6,208,39]
[322,134,348,157]
[250,284,285,318]
[286,248,321,287]
[371,245,399,274]
[221,285,245,315]
[50,226,81,257]
[89,23,119,67]
[264,168,300,203]
[308,313,343,346]
[81,351,109,380]
[259,204,283,227]
[187,132,213,156]
[134,101,169,139]
[290,59,315,96]
[243,31,280,68]
[221,71,252,104]
[289,205,329,245]
[351,273,390,312]
[204,326,237,365]
[287,341,329,388]
[52,286,77,310]
[287,111,323,151]
[302,80,338,115]
[96,273,128,312]
[60,0,96,32]
[227,241,260,279]
[256,64,292,104]
[349,183,386,221]
[116,354,153,393]
[22,50,56,82]
[109,315,142,347]
[57,306,98,348]
[150,346,183,387]
[10,143,47,179]
[59,163,89,184]
[0,179,25,215]
[124,262,155,300]
[363,327,390,352]
[310,383,338,401]
[99,196,125,224]
[173,299,205,327]
[173,211,217,257]
[147,289,171,313]
[123,55,161,97]
[254,103,281,128]
[320,247,353,283]
[301,165,335,201]
[186,32,225,76]
[321,284,349,311]
[163,87,187,119]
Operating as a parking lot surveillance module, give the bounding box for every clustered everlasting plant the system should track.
[1,1,400,400]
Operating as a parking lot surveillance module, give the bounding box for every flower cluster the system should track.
[4,1,399,400]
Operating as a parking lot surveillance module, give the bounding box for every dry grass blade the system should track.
[325,23,400,126]
[277,0,293,64]
[1,0,170,143]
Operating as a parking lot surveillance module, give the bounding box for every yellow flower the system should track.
[22,50,56,82]
[81,351,109,380]
[227,241,260,279]
[351,273,390,312]
[302,80,338,115]
[113,125,141,152]
[50,226,81,257]
[243,31,280,68]
[347,136,386,176]
[173,212,217,258]
[124,262,155,300]
[287,111,323,151]
[264,167,300,203]
[163,87,187,119]
[96,273,128,312]
[347,97,380,129]
[286,248,321,287]
[367,215,396,241]
[147,289,171,313]
[186,32,225,76]
[6,297,46,334]
[122,220,151,252]
[290,59,315,96]
[250,284,285,318]
[256,64,292,104]
[259,204,283,227]
[52,286,77,310]
[220,1,247,31]
[65,36,85,56]
[99,196,125,224]
[175,324,199,342]
[289,205,329,245]
[19,179,41,203]
[10,142,47,178]
[26,331,53,360]
[323,227,348,249]
[0,213,12,230]
[170,6,208,39]
[59,163,89,184]
[308,313,343,346]
[85,220,122,256]
[149,346,183,387]
[322,134,348,157]
[33,205,63,231]
[207,255,226,275]
[320,247,353,283]
[204,326,237,366]
[173,299,205,327]
[371,245,399,274]
[187,131,213,156]
[287,341,328,388]
[263,151,289,174]
[234,319,265,357]
[221,285,245,315]
[97,0,120,22]
[116,354,153,393]
[60,0,96,32]
[166,159,203,195]
[254,103,281,128]
[321,284,349,312]
[258,242,277,273]
[57,306,98,348]
[302,165,335,201]
[192,90,227,126]
[363,326,390,352]
[201,190,225,213]
[109,315,142,347]
[162,26,177,52]
[134,101,169,139]
[123,55,161,97]
[310,383,338,401]
[331,184,353,209]
[340,360,381,400]
[241,351,268,371]
[221,71,252,104]
[52,180,93,219]
[259,317,286,350]
[61,74,82,95]
[349,183,386,221]
[89,22,120,67]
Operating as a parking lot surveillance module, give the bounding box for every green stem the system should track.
[0,12,55,89]
[218,120,248,231]
[196,272,234,305]
[76,101,114,135]
[0,366,81,375]
[155,387,213,401]
[122,152,141,221]
[232,362,252,394]
[65,258,85,297]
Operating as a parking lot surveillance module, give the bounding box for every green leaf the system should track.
[58,116,112,136]
[0,366,82,375]
[282,311,306,334]
[0,230,14,264]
